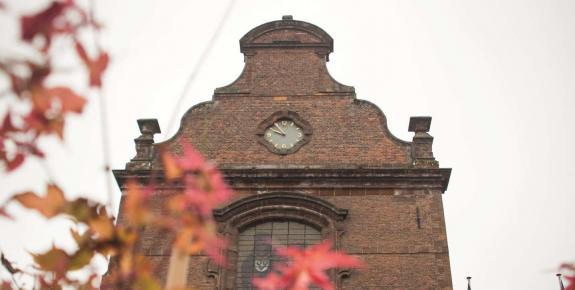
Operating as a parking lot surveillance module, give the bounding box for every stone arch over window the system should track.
[210,192,349,290]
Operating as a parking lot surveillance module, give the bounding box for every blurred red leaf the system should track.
[62,198,99,223]
[31,244,93,280]
[31,245,70,278]
[0,112,45,171]
[3,62,51,97]
[88,208,115,240]
[24,86,86,138]
[162,151,182,180]
[562,263,575,290]
[162,142,208,180]
[133,276,162,290]
[176,142,208,171]
[2,152,25,171]
[31,86,86,114]
[170,217,228,266]
[162,142,232,217]
[12,184,66,218]
[160,142,233,267]
[75,40,109,87]
[0,113,16,135]
[184,170,232,217]
[122,180,155,228]
[253,240,363,290]
[0,114,27,171]
[20,0,77,50]
[0,281,12,290]
[24,110,65,138]
[0,207,11,220]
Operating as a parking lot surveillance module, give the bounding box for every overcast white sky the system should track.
[1,0,574,289]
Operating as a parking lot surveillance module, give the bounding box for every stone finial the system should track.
[409,116,438,168]
[126,119,161,170]
[408,116,432,133]
[282,15,293,20]
[137,119,161,136]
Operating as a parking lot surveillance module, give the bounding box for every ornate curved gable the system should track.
[215,15,352,96]
[121,16,443,171]
[239,15,333,52]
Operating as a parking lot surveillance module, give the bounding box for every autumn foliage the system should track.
[0,1,365,289]
[252,241,363,290]
[0,0,106,172]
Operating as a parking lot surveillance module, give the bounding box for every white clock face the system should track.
[264,119,304,151]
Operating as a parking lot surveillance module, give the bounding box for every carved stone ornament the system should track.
[255,110,312,155]
[409,116,438,168]
[254,258,270,272]
[126,119,161,170]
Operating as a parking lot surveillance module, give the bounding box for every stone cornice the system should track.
[113,167,451,193]
[239,16,334,54]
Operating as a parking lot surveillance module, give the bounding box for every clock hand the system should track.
[270,128,284,135]
[274,123,286,135]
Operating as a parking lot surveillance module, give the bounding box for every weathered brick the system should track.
[111,16,452,290]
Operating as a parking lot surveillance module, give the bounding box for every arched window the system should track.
[211,192,349,290]
[236,221,321,289]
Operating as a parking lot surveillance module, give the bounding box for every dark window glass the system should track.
[236,221,321,290]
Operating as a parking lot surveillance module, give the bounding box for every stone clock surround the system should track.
[255,110,312,155]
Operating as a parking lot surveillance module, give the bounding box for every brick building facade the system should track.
[113,16,453,289]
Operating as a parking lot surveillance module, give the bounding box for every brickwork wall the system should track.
[112,17,452,290]
[216,49,351,96]
[117,186,452,289]
[155,96,411,168]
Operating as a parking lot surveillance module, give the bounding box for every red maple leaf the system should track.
[183,169,232,217]
[25,86,86,138]
[162,142,232,217]
[160,142,233,265]
[31,86,86,114]
[1,61,51,98]
[75,40,109,87]
[0,116,25,170]
[24,110,65,139]
[20,0,82,51]
[0,112,46,171]
[0,207,12,219]
[169,216,228,266]
[253,240,363,290]
[162,142,209,179]
[0,150,25,171]
[12,184,66,218]
[0,113,17,136]
[123,180,154,226]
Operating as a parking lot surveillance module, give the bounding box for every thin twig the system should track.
[10,273,21,290]
[87,0,114,209]
[164,0,237,137]
[162,1,236,288]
